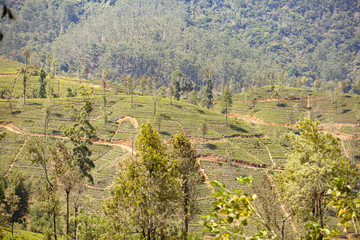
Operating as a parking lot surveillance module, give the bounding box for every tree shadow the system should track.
[206,143,217,149]
[230,124,248,133]
[160,131,170,136]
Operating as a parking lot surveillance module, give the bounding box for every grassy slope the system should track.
[0,58,359,236]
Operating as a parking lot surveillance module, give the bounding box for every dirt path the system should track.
[198,154,268,169]
[197,158,215,193]
[0,121,133,152]
[4,138,28,177]
[227,96,328,104]
[0,74,17,77]
[228,112,357,140]
[307,94,311,118]
[340,139,350,159]
[264,144,276,168]
[58,77,121,93]
[111,116,138,142]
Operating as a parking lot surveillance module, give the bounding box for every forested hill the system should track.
[1,0,360,92]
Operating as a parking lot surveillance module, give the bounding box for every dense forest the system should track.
[1,0,360,93]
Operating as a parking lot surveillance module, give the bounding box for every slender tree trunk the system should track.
[184,177,189,236]
[225,106,228,128]
[318,197,323,240]
[66,190,70,236]
[131,92,133,109]
[170,96,172,105]
[53,207,57,240]
[203,132,205,147]
[153,98,156,116]
[74,205,78,240]
[23,76,26,105]
[8,98,12,114]
[11,216,14,238]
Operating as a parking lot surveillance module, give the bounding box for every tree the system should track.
[101,69,108,108]
[63,93,97,184]
[101,70,109,129]
[172,70,183,101]
[188,90,197,105]
[167,85,174,105]
[49,141,80,236]
[26,137,60,240]
[122,74,136,108]
[5,172,31,229]
[139,74,147,95]
[104,123,181,239]
[154,113,162,132]
[38,69,47,98]
[200,122,207,147]
[174,81,181,101]
[4,186,19,238]
[20,67,27,105]
[202,79,213,109]
[222,89,232,128]
[23,48,31,66]
[169,132,199,236]
[277,118,353,239]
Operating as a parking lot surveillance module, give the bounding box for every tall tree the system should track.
[174,81,181,101]
[50,141,80,236]
[104,123,181,239]
[202,79,213,109]
[122,74,136,108]
[26,138,60,240]
[167,85,174,105]
[102,70,109,129]
[23,48,31,66]
[172,70,183,101]
[20,68,27,105]
[222,89,232,128]
[38,69,47,98]
[277,118,353,239]
[200,122,207,147]
[63,95,97,183]
[4,186,19,238]
[169,132,199,236]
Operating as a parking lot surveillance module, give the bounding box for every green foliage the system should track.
[304,221,339,240]
[174,81,181,101]
[37,69,47,98]
[278,118,354,237]
[328,174,360,233]
[76,214,106,240]
[104,123,182,239]
[202,79,213,109]
[169,132,199,235]
[63,98,97,183]
[201,176,276,239]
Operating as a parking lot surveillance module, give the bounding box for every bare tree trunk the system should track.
[74,205,78,240]
[66,190,70,236]
[53,208,57,240]
[318,197,323,240]
[184,177,189,236]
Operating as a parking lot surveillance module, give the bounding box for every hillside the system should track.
[1,0,360,93]
[0,58,360,237]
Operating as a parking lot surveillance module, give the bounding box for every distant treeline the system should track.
[1,0,360,92]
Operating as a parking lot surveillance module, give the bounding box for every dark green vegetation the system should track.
[1,0,360,93]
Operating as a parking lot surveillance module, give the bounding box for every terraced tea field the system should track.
[0,58,359,236]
